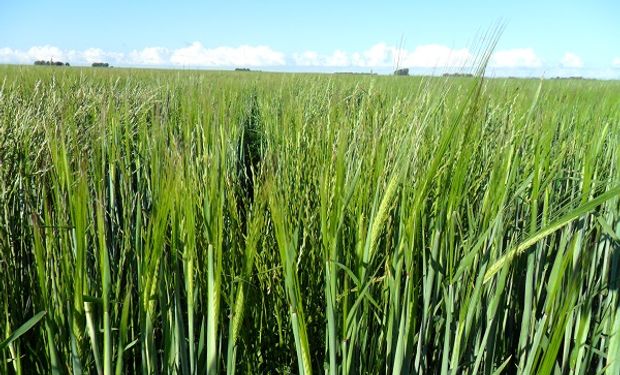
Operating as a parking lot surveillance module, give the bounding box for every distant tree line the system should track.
[92,62,111,68]
[393,68,409,76]
[235,68,251,72]
[551,76,584,80]
[443,73,473,78]
[34,60,69,66]
[334,72,378,76]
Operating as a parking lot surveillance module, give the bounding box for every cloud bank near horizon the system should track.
[0,42,617,78]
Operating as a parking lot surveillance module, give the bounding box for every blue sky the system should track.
[1,0,619,78]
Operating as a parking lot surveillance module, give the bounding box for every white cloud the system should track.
[351,43,395,67]
[491,48,542,68]
[613,57,620,68]
[170,42,285,66]
[560,52,583,68]
[294,44,472,69]
[326,50,349,67]
[292,51,320,66]
[295,44,394,68]
[4,43,594,77]
[129,47,169,65]
[0,47,29,63]
[81,48,124,64]
[0,45,126,65]
[293,50,349,67]
[82,48,106,63]
[0,45,67,63]
[399,44,472,68]
[27,45,66,61]
[0,43,286,67]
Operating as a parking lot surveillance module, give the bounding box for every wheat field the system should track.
[1,65,620,374]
